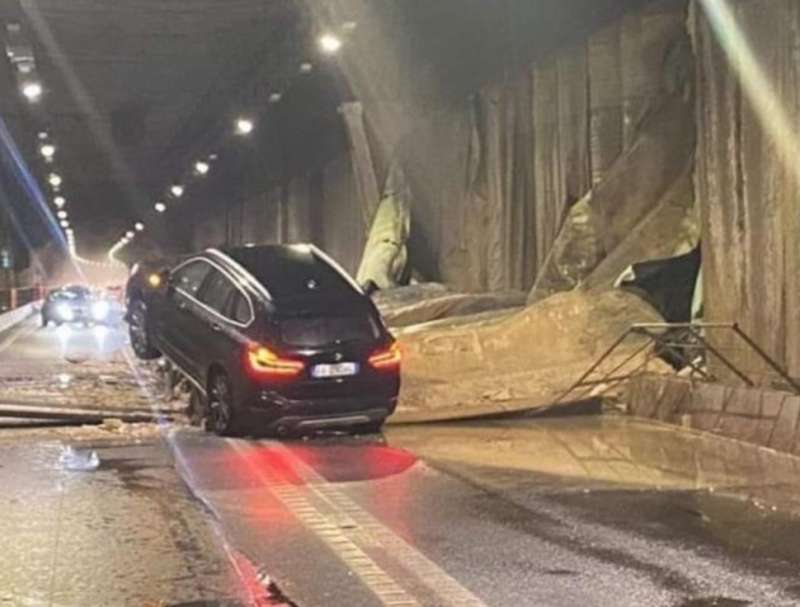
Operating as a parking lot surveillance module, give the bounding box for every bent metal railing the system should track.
[554,322,800,406]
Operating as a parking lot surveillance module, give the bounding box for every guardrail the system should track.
[554,322,800,406]
[0,286,44,313]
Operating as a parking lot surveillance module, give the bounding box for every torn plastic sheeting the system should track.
[355,163,411,290]
[618,246,701,323]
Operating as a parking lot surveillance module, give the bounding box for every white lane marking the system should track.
[231,438,487,607]
[119,354,269,606]
[226,438,422,606]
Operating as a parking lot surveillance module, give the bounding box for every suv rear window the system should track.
[281,316,380,348]
[229,246,356,300]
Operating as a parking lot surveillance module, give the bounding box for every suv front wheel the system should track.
[128,300,160,360]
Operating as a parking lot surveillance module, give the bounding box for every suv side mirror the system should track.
[362,279,379,297]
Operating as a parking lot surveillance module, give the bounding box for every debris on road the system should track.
[393,289,664,422]
[58,445,100,471]
[100,417,125,432]
[0,441,249,605]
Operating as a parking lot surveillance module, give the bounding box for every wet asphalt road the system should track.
[4,317,800,606]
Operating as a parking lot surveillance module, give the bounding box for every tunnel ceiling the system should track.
[0,0,656,258]
[0,0,301,254]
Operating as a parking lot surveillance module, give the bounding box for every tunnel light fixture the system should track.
[235,117,254,136]
[48,173,62,188]
[65,228,73,236]
[57,210,67,220]
[318,33,342,55]
[59,220,69,228]
[39,143,55,160]
[134,222,144,232]
[126,230,135,239]
[299,62,313,74]
[194,160,210,176]
[37,131,49,140]
[53,195,66,208]
[21,80,42,102]
[269,92,282,104]
[154,201,167,213]
[170,184,184,198]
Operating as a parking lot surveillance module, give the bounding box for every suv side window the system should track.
[228,290,252,324]
[199,269,236,315]
[172,261,212,297]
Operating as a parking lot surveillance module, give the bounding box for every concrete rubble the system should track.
[393,289,663,422]
[375,283,526,328]
[0,355,183,425]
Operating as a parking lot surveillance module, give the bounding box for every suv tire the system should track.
[129,300,161,360]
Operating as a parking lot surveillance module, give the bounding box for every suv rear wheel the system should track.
[129,300,160,360]
[208,371,244,437]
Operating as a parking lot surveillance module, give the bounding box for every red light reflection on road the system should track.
[286,443,418,484]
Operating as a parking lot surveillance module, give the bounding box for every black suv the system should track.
[128,245,400,436]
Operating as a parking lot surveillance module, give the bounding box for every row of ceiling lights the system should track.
[9,32,86,263]
[17,63,122,267]
[106,27,350,264]
[7,21,122,270]
[14,27,349,266]
[36,131,76,253]
[11,35,139,269]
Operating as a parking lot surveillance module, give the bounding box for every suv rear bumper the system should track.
[260,407,391,434]
[244,394,397,433]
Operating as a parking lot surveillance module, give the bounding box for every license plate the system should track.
[312,362,359,378]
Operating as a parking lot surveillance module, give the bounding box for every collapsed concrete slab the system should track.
[529,92,698,304]
[379,289,526,328]
[393,289,662,423]
[372,283,451,314]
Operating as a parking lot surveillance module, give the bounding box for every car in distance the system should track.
[41,284,114,327]
[127,244,401,436]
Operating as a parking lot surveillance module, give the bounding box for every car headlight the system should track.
[56,303,74,322]
[91,300,110,320]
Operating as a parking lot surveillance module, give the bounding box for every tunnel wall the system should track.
[692,0,800,383]
[207,157,366,276]
[394,1,688,292]
[629,374,800,456]
[197,0,689,292]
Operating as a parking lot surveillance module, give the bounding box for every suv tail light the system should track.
[245,345,305,379]
[369,342,401,371]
